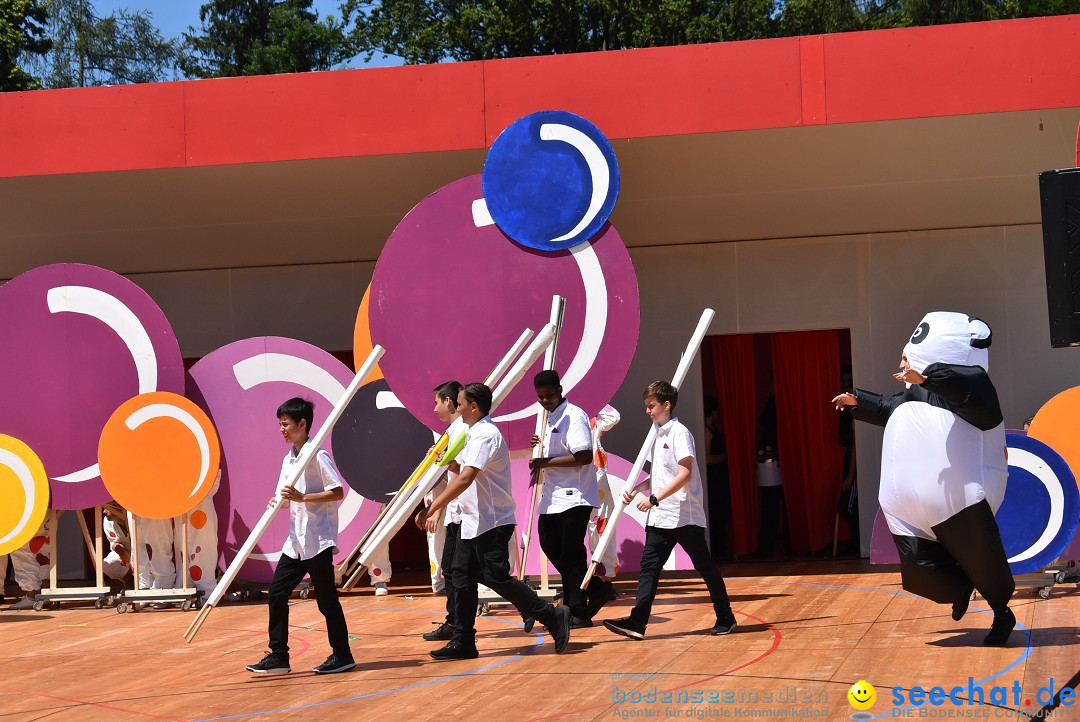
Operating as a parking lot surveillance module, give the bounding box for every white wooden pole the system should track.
[581,309,715,589]
[184,344,386,642]
[518,296,566,579]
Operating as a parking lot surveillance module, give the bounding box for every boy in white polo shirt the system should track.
[529,370,617,627]
[604,381,737,641]
[417,382,571,660]
[246,397,355,676]
[419,380,465,642]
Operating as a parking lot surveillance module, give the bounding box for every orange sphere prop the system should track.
[98,392,221,519]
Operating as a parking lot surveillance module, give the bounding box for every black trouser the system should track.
[451,524,554,642]
[892,499,1014,612]
[268,547,350,657]
[441,522,461,626]
[538,505,613,620]
[630,525,733,627]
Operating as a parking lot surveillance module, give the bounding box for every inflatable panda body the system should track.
[852,312,1014,614]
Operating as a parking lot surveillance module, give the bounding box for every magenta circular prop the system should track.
[187,337,380,584]
[0,264,184,509]
[369,175,640,449]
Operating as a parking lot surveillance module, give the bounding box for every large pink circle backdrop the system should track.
[368,175,640,450]
[0,263,184,509]
[187,337,379,583]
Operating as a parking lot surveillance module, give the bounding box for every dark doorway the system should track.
[701,329,853,559]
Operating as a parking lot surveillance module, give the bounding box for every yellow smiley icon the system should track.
[848,680,876,711]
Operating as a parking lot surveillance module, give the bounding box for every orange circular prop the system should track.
[1028,385,1080,490]
[98,392,221,519]
[353,284,384,381]
[0,435,50,556]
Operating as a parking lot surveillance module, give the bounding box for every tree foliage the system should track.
[1,0,49,91]
[180,0,355,78]
[24,0,177,88]
[345,0,1080,64]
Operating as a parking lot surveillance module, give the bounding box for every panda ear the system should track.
[969,316,992,349]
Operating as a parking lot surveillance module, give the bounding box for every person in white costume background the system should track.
[833,312,1015,645]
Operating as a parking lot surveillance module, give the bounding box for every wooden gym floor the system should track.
[0,560,1076,721]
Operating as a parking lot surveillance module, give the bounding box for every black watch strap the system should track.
[649,494,659,507]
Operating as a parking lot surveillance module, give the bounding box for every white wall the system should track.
[127,222,1080,555]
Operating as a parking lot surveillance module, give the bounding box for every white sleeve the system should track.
[316,450,344,491]
[566,410,593,455]
[672,427,696,465]
[459,433,493,471]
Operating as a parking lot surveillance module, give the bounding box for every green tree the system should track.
[346,0,778,64]
[1,0,49,91]
[26,0,177,88]
[180,0,356,78]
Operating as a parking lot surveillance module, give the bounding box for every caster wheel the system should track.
[181,600,192,612]
[475,602,491,617]
[300,589,310,599]
[95,598,104,610]
[1055,571,1067,584]
[131,603,142,613]
[1038,586,1051,600]
[33,599,45,612]
[116,603,126,614]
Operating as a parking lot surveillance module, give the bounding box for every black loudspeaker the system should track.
[1039,167,1080,348]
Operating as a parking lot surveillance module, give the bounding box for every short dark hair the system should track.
[277,397,314,432]
[533,369,560,389]
[643,380,678,409]
[1023,415,1035,427]
[703,395,718,417]
[433,381,464,408]
[462,382,493,416]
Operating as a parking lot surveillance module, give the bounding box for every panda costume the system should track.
[843,312,1015,645]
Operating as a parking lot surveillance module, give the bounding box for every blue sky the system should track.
[91,1,402,69]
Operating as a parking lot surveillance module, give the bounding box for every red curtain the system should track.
[711,335,759,555]
[771,330,845,552]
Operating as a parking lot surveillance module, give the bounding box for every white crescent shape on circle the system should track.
[47,285,159,484]
[0,448,37,546]
[493,240,608,424]
[230,352,365,562]
[540,123,610,244]
[376,391,405,410]
[1005,447,1066,563]
[124,403,212,500]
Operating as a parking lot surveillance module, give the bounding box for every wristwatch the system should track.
[649,494,659,507]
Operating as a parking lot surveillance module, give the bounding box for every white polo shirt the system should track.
[645,418,708,530]
[538,399,599,514]
[279,440,343,560]
[444,416,466,526]
[457,416,517,540]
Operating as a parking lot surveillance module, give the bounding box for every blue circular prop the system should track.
[482,110,620,252]
[998,433,1080,574]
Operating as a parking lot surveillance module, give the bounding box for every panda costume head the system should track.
[903,312,992,375]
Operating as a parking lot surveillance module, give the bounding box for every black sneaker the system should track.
[984,607,1015,646]
[245,652,291,674]
[423,622,454,642]
[313,653,355,674]
[429,640,479,660]
[708,615,738,635]
[569,615,593,629]
[546,605,571,653]
[522,616,535,633]
[604,616,646,640]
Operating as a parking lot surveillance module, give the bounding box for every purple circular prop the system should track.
[369,175,639,450]
[187,337,380,583]
[0,264,184,509]
[331,379,436,500]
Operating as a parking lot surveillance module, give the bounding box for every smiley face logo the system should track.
[848,680,876,711]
